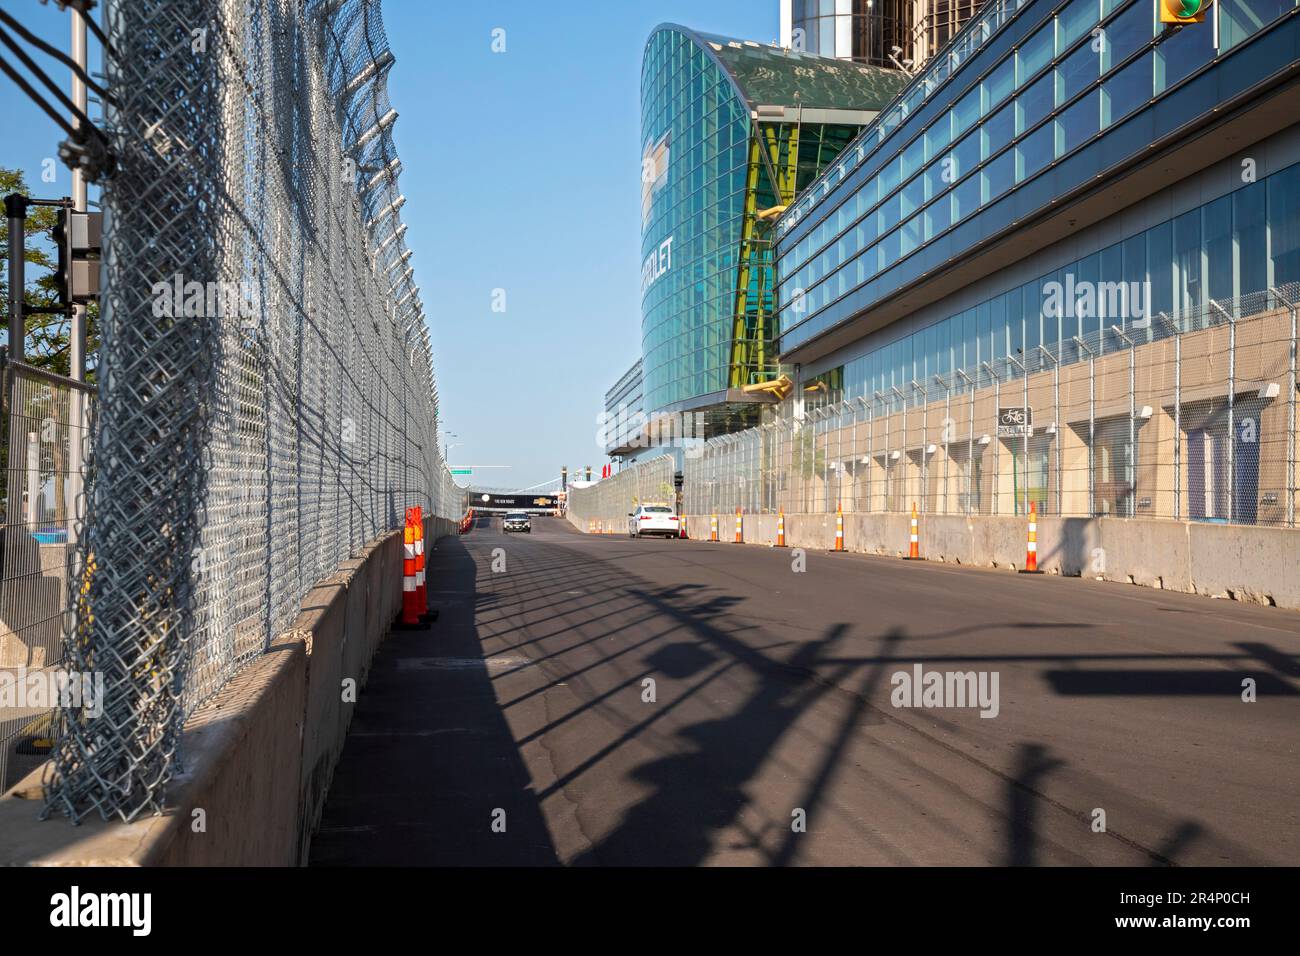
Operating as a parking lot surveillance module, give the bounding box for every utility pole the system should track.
[5,193,25,358]
[67,9,89,548]
[70,9,87,385]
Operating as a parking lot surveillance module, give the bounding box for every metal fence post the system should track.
[939,374,951,514]
[1006,354,1028,516]
[866,395,876,511]
[1038,346,1060,515]
[955,369,974,515]
[913,381,927,513]
[1074,337,1096,517]
[1211,301,1235,522]
[981,363,998,515]
[1111,325,1137,518]
[1169,314,1180,522]
[1272,288,1298,527]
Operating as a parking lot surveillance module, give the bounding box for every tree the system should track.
[0,166,100,525]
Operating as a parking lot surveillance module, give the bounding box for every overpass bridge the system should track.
[465,479,566,514]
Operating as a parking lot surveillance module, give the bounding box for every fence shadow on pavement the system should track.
[309,529,559,866]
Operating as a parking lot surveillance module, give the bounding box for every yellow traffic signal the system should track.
[1160,0,1210,23]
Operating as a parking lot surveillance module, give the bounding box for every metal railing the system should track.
[39,0,460,823]
[685,284,1300,529]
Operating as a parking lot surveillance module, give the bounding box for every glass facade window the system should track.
[1017,22,1055,86]
[983,148,1016,202]
[1017,71,1054,135]
[789,0,915,71]
[777,0,1300,346]
[835,160,1300,403]
[1100,0,1153,70]
[1017,120,1054,181]
[1056,41,1099,106]
[1101,49,1151,127]
[1155,9,1216,92]
[644,26,906,414]
[982,55,1015,113]
[1056,88,1100,155]
[982,101,1015,159]
[1220,0,1298,53]
[780,0,1300,348]
[952,84,982,137]
[1056,0,1100,53]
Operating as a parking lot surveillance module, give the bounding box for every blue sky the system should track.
[387,1,775,488]
[0,0,776,490]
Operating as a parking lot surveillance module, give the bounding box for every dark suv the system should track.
[503,511,531,533]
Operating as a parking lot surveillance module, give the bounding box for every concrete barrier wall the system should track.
[686,512,1300,610]
[0,516,457,866]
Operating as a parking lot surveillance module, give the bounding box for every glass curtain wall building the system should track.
[640,25,909,433]
[752,0,1300,527]
[775,0,1300,367]
[782,0,916,68]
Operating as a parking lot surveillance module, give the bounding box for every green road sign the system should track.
[451,468,473,475]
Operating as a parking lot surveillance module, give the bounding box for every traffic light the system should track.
[52,207,102,305]
[1160,0,1210,23]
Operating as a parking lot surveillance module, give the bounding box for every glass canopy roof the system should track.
[681,26,910,113]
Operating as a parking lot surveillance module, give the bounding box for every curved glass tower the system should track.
[639,25,907,424]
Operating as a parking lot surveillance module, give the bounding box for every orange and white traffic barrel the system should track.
[734,507,743,544]
[401,507,421,626]
[776,508,786,547]
[904,502,920,560]
[833,501,844,552]
[414,506,429,616]
[710,513,718,542]
[1020,502,1044,574]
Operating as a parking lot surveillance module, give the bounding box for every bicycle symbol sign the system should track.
[997,406,1033,436]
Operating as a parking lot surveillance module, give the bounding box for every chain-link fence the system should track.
[0,360,94,791]
[568,456,677,532]
[39,0,461,823]
[686,284,1299,528]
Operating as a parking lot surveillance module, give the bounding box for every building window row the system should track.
[827,159,1300,405]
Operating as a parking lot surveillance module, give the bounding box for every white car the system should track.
[628,504,680,538]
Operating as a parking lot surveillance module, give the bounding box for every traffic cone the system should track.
[678,514,687,539]
[1020,502,1044,574]
[903,502,921,560]
[399,507,422,627]
[710,513,718,542]
[734,507,743,544]
[414,506,434,620]
[776,509,786,547]
[832,501,845,552]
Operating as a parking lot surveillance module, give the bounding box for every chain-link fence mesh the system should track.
[686,284,1300,528]
[0,362,94,791]
[38,0,461,823]
[568,456,677,532]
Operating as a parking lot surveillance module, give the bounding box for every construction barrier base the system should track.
[1018,568,1044,575]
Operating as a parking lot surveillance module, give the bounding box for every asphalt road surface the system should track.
[311,515,1300,866]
